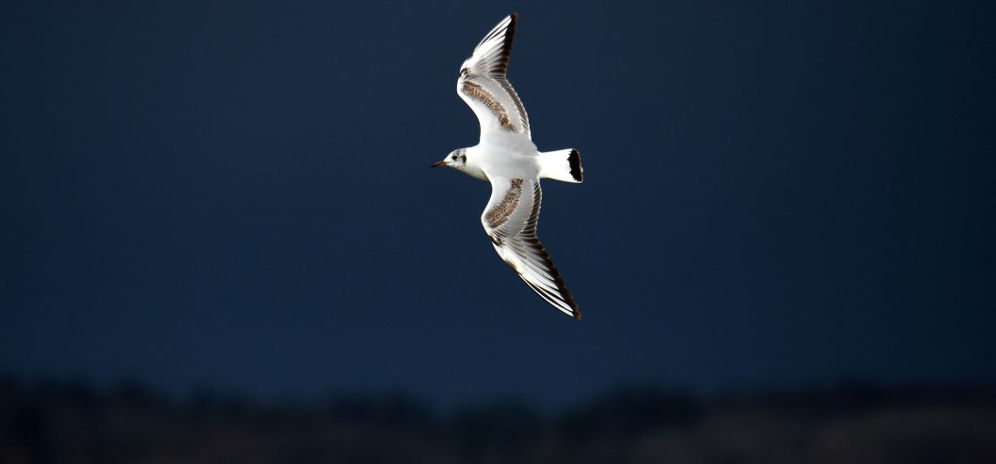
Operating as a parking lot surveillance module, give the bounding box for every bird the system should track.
[432,13,584,319]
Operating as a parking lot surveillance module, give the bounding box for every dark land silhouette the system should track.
[2,377,994,463]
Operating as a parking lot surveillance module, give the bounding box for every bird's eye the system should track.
[451,155,457,160]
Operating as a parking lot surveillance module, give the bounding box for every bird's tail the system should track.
[538,149,583,183]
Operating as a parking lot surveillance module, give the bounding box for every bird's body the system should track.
[434,13,584,319]
[465,140,537,181]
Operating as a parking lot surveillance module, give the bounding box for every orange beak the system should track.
[431,160,446,168]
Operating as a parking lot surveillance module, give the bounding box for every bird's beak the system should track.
[431,160,446,168]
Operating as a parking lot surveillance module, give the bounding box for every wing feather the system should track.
[457,13,531,140]
[481,177,581,319]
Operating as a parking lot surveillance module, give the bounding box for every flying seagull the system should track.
[432,13,584,319]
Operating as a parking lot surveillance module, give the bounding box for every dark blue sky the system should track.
[1,1,994,409]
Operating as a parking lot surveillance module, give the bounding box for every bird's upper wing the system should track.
[481,177,580,319]
[457,13,531,141]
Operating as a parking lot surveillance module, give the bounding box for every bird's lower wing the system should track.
[481,177,580,319]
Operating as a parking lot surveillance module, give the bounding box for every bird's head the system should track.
[432,148,467,169]
[432,147,488,181]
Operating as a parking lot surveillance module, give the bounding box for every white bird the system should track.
[433,13,584,319]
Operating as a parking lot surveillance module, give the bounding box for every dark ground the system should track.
[2,377,994,463]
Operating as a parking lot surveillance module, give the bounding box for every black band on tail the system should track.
[568,149,583,182]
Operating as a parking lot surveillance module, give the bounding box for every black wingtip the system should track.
[503,13,517,71]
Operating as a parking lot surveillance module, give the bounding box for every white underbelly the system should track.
[477,149,540,180]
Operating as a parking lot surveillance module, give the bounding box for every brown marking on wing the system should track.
[462,80,517,132]
[498,78,529,132]
[485,178,524,229]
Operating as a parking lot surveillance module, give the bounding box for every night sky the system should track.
[1,1,994,410]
